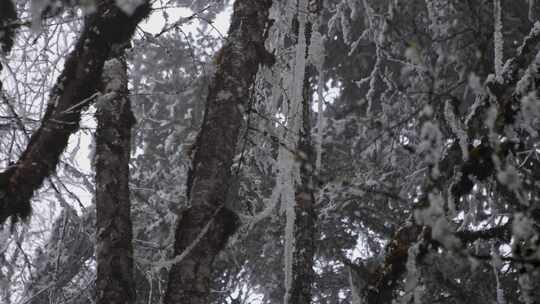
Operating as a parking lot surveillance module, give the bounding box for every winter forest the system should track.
[2,0,540,303]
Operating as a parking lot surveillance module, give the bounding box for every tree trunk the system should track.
[163,0,274,303]
[285,1,320,302]
[95,56,136,304]
[0,0,149,225]
[288,71,316,304]
[0,0,17,92]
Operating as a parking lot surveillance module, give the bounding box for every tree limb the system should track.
[163,0,274,303]
[0,0,150,225]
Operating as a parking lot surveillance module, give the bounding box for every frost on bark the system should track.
[95,57,136,304]
[286,4,319,303]
[288,73,316,304]
[0,0,150,225]
[163,0,274,303]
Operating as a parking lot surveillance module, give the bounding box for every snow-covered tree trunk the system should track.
[0,0,150,225]
[163,0,274,303]
[288,70,316,304]
[286,3,320,302]
[95,56,136,304]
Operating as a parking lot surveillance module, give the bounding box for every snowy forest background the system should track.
[1,0,540,303]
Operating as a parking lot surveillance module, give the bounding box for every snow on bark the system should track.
[516,51,540,96]
[0,0,150,225]
[314,85,325,174]
[95,56,136,304]
[359,0,384,114]
[279,1,310,302]
[492,21,540,88]
[308,24,325,166]
[494,0,504,81]
[282,186,297,304]
[163,0,273,303]
[273,124,299,304]
[311,25,325,174]
[492,246,507,304]
[339,2,352,45]
[366,44,382,115]
[348,266,363,304]
[267,0,317,303]
[399,242,423,304]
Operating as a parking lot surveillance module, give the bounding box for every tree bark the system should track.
[0,0,16,92]
[163,0,273,303]
[288,71,316,304]
[0,0,16,54]
[95,56,136,304]
[286,2,321,302]
[0,0,150,225]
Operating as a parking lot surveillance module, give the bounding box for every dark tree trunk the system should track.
[0,0,17,92]
[95,57,136,304]
[288,71,316,304]
[0,0,16,54]
[0,0,149,225]
[163,0,274,303]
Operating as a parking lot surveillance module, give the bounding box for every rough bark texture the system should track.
[163,0,273,303]
[286,3,321,301]
[95,57,135,304]
[0,0,17,92]
[0,0,150,225]
[0,0,16,54]
[288,72,316,304]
